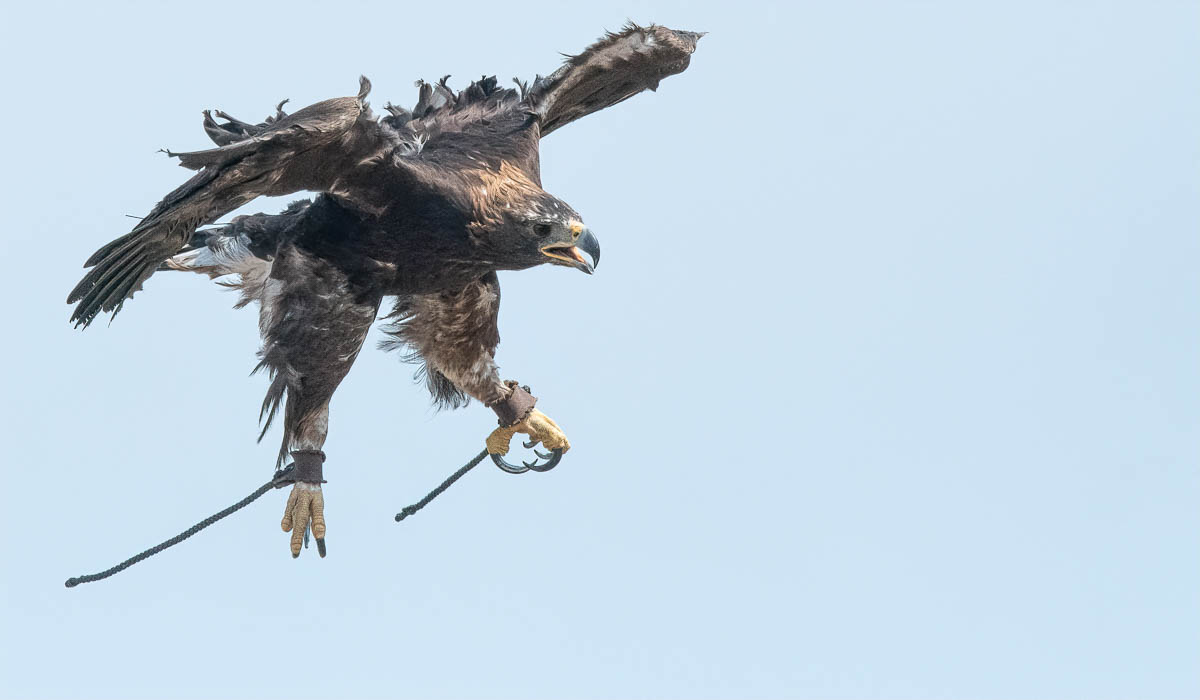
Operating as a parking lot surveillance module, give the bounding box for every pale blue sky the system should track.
[1,1,1197,698]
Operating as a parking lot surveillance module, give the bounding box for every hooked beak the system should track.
[541,228,601,274]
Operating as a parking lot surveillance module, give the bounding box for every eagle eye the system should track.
[533,223,553,238]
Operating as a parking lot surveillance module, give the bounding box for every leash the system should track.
[395,449,490,522]
[394,443,563,522]
[64,444,562,588]
[64,465,298,588]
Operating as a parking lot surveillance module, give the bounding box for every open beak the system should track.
[541,228,600,274]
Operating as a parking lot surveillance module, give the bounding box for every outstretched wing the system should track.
[526,23,703,137]
[67,77,391,328]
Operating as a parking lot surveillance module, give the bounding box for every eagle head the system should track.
[513,195,600,275]
[467,164,600,274]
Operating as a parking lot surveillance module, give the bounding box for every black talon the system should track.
[522,439,539,449]
[490,454,531,473]
[316,538,327,558]
[525,449,563,472]
[490,447,563,473]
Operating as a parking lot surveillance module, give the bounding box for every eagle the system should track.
[67,23,702,558]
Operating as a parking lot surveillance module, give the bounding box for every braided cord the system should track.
[64,476,283,588]
[394,449,489,522]
[65,447,497,588]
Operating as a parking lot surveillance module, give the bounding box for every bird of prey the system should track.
[67,23,702,558]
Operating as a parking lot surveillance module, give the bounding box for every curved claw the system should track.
[491,454,531,474]
[534,449,555,460]
[522,439,540,449]
[490,447,563,474]
[525,449,563,472]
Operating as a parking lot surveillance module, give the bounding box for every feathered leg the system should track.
[167,204,380,557]
[381,273,571,459]
[255,244,382,558]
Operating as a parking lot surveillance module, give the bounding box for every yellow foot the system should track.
[281,482,326,558]
[486,408,571,456]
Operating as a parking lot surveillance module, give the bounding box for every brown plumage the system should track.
[67,23,702,472]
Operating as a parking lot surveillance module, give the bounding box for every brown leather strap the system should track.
[488,382,537,427]
[290,450,326,483]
